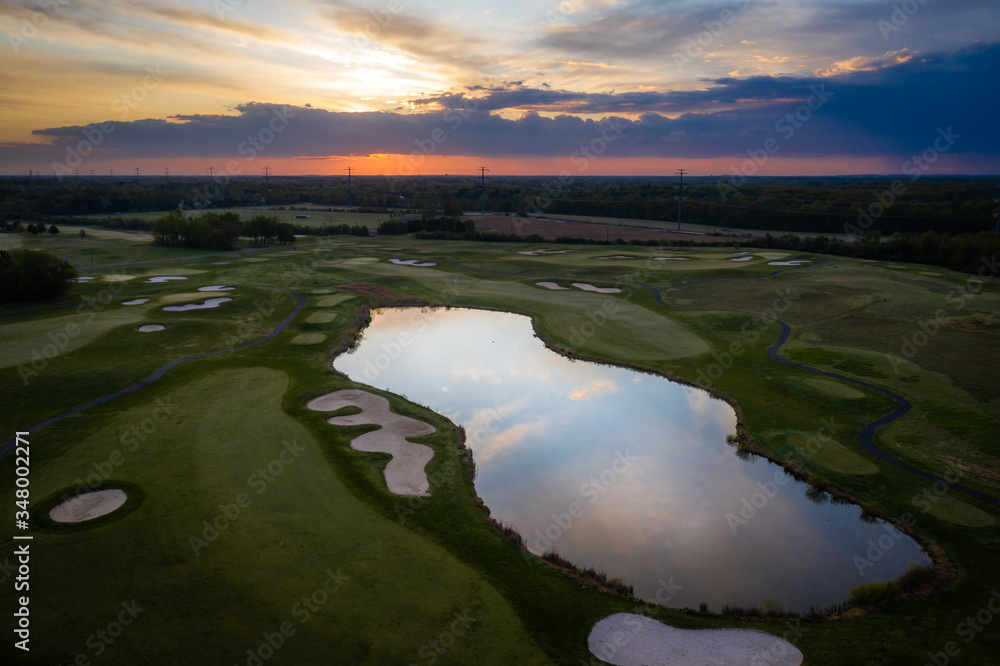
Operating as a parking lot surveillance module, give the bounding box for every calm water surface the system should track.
[334,308,930,611]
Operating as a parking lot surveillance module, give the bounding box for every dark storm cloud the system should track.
[8,43,999,169]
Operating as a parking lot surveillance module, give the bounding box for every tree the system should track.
[0,249,77,304]
[48,224,59,234]
[79,229,86,237]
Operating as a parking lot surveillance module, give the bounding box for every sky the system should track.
[1,0,998,177]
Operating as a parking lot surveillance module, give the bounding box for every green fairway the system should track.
[3,231,1000,665]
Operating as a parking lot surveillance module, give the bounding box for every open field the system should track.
[3,231,999,665]
[75,207,396,229]
[473,214,745,242]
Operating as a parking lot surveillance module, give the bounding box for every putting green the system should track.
[291,333,328,345]
[802,378,867,399]
[925,496,996,527]
[23,368,550,664]
[307,312,337,323]
[788,435,879,475]
[158,292,216,304]
[342,257,379,264]
[310,289,333,294]
[145,268,209,276]
[316,293,356,307]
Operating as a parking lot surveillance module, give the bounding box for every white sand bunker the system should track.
[138,324,165,332]
[122,298,149,305]
[768,260,811,266]
[389,258,436,267]
[596,255,637,260]
[307,389,436,496]
[74,277,95,282]
[733,251,751,255]
[589,614,803,666]
[730,256,754,262]
[518,249,572,256]
[49,489,128,523]
[146,276,188,283]
[199,285,235,292]
[163,297,231,311]
[573,283,622,294]
[536,281,570,290]
[654,257,691,261]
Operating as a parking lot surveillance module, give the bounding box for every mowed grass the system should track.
[15,367,551,665]
[3,238,1000,665]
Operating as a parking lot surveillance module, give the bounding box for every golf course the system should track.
[3,224,999,665]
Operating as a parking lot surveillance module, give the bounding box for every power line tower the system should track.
[344,167,353,207]
[164,167,169,181]
[477,167,490,215]
[135,167,140,181]
[208,166,214,180]
[674,169,688,232]
[264,166,270,192]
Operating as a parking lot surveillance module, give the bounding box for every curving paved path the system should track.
[427,252,1000,507]
[0,287,306,459]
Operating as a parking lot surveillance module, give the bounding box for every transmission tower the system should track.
[264,166,270,192]
[477,167,490,215]
[675,169,688,232]
[345,167,353,207]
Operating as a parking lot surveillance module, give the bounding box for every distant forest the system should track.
[1,174,996,237]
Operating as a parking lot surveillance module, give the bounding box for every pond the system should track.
[334,308,930,612]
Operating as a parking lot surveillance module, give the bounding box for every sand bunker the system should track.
[536,281,570,290]
[730,256,754,262]
[163,297,231,311]
[654,257,691,261]
[733,251,751,255]
[146,276,188,283]
[572,283,622,294]
[49,489,128,523]
[307,389,436,496]
[138,324,165,333]
[596,255,638,260]
[589,613,803,666]
[768,260,811,266]
[388,259,436,267]
[122,298,150,305]
[199,285,235,292]
[74,277,95,282]
[518,249,571,256]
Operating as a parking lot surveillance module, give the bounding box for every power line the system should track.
[344,167,353,207]
[477,167,490,215]
[674,169,687,232]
